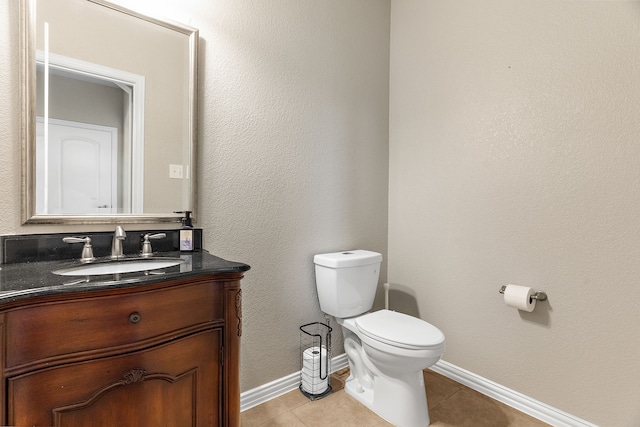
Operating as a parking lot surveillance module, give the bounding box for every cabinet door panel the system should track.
[54,369,197,426]
[9,329,221,427]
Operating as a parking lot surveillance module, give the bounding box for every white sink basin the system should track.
[53,258,184,276]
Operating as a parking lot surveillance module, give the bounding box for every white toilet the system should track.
[314,250,445,427]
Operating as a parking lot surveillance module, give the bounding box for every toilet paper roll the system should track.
[301,371,329,394]
[302,362,323,374]
[503,284,536,312]
[303,348,327,373]
[301,346,329,395]
[303,346,327,361]
[303,347,327,370]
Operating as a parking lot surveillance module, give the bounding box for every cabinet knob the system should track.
[129,312,142,324]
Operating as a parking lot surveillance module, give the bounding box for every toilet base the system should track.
[344,370,430,427]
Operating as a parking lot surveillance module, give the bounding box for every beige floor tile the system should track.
[428,387,550,427]
[292,389,393,427]
[424,370,462,409]
[426,369,464,388]
[252,411,308,427]
[241,390,310,427]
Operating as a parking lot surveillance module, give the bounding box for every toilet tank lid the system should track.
[313,250,382,268]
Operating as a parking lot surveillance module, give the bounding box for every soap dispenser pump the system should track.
[175,210,194,251]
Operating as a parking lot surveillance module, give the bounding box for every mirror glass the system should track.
[21,0,198,224]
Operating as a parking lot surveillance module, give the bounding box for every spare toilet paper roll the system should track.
[503,284,536,312]
[301,371,328,394]
[301,347,329,394]
[303,347,328,364]
[302,348,327,375]
[302,376,328,395]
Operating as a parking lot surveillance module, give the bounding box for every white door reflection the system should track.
[36,117,117,214]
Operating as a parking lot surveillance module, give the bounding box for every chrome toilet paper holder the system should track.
[499,285,547,301]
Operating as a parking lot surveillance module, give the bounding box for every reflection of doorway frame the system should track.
[36,50,145,213]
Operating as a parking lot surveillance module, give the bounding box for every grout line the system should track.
[424,370,463,412]
[431,387,464,412]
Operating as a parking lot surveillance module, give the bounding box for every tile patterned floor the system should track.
[241,369,550,427]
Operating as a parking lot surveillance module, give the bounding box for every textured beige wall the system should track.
[1,0,26,233]
[1,0,390,392]
[389,1,640,426]
[193,0,390,390]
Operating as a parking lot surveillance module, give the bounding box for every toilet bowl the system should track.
[313,250,446,427]
[338,310,445,427]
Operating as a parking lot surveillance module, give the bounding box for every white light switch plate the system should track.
[169,164,183,179]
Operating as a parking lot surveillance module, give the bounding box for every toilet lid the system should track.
[355,310,445,350]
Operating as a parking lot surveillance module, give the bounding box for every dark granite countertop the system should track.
[0,250,250,303]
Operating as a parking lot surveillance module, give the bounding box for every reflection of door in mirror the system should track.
[36,118,117,215]
[36,52,145,215]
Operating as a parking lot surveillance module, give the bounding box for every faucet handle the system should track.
[62,236,95,263]
[140,233,167,257]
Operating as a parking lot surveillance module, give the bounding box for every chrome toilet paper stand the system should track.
[499,285,548,302]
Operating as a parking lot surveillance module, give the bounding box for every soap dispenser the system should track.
[176,210,194,252]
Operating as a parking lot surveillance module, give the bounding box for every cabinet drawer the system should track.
[5,281,223,370]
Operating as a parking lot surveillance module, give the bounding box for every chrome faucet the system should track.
[111,226,127,259]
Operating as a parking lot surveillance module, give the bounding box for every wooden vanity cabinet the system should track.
[0,272,244,427]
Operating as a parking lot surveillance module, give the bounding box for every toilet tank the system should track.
[313,250,383,318]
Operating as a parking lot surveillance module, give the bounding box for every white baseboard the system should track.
[430,360,598,427]
[240,353,348,412]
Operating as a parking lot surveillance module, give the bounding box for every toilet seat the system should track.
[355,310,445,350]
